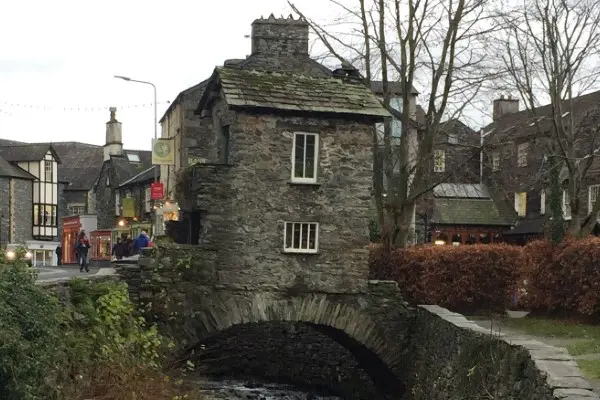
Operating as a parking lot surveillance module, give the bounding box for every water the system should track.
[188,377,343,399]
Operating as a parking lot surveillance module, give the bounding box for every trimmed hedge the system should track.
[369,244,522,312]
[523,238,600,316]
[371,238,600,317]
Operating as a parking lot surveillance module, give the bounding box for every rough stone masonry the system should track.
[116,245,599,399]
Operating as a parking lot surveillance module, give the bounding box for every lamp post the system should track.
[113,75,158,182]
[114,75,160,235]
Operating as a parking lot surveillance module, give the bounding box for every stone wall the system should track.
[0,177,12,245]
[14,178,33,242]
[95,163,115,230]
[406,305,598,400]
[191,320,380,398]
[190,107,375,294]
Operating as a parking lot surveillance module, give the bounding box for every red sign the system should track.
[151,182,164,200]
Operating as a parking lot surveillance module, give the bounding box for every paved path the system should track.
[470,318,600,393]
[36,264,116,283]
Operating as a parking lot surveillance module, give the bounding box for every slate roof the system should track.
[118,165,157,188]
[482,89,600,141]
[431,198,515,226]
[159,79,210,123]
[109,152,152,186]
[370,81,420,95]
[0,144,60,163]
[0,157,36,180]
[430,183,515,226]
[0,139,152,191]
[197,67,391,119]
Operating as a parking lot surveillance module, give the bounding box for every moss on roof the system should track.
[215,67,390,119]
[431,198,515,226]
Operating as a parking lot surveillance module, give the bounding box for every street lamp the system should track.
[113,75,158,183]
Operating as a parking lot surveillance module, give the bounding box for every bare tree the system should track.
[500,0,600,237]
[290,0,502,249]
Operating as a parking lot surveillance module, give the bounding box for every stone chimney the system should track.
[251,14,309,57]
[493,95,519,121]
[103,107,123,161]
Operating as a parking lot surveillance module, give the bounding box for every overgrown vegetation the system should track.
[0,247,201,400]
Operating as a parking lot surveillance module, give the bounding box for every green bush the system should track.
[0,248,63,400]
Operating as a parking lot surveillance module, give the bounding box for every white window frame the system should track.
[434,150,445,173]
[588,185,600,214]
[291,132,319,184]
[514,192,527,217]
[517,142,529,167]
[540,190,546,215]
[145,187,152,213]
[563,190,571,220]
[491,152,500,171]
[67,203,86,216]
[283,221,319,254]
[44,160,52,182]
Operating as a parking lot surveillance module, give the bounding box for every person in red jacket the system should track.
[76,231,91,272]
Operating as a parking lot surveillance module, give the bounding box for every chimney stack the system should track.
[103,107,123,161]
[250,14,309,57]
[493,95,519,121]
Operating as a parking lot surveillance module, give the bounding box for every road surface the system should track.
[36,265,116,282]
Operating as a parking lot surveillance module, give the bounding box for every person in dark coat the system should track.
[112,238,124,260]
[55,245,62,266]
[76,231,91,272]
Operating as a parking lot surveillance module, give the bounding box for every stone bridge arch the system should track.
[180,286,411,398]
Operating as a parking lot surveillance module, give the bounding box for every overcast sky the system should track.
[0,0,339,150]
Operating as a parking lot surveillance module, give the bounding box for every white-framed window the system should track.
[126,153,140,162]
[514,192,527,217]
[44,160,52,182]
[283,222,319,253]
[291,132,319,183]
[563,190,571,219]
[115,192,121,216]
[68,204,86,216]
[145,187,152,213]
[517,142,529,167]
[540,190,546,215]
[588,185,600,214]
[433,150,445,173]
[491,152,500,171]
[448,134,458,145]
[292,132,319,183]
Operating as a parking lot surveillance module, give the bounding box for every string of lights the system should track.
[0,100,171,113]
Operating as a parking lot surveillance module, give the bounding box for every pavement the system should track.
[36,264,117,283]
[470,318,600,393]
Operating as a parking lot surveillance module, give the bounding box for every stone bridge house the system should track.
[115,15,599,400]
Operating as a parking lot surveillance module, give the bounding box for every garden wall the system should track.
[408,305,598,400]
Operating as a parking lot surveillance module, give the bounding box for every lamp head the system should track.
[114,75,131,81]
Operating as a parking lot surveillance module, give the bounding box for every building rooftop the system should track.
[197,67,391,119]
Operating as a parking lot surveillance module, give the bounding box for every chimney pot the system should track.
[493,95,519,121]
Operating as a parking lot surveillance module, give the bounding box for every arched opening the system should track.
[181,321,406,399]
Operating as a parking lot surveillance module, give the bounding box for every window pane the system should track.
[294,134,305,178]
[285,223,293,248]
[305,135,315,179]
[309,224,317,249]
[33,205,39,225]
[293,223,301,248]
[300,223,309,249]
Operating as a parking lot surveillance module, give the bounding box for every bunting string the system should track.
[0,100,171,114]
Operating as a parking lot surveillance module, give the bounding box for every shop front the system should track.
[61,215,98,264]
[90,230,112,261]
[155,201,179,236]
[26,240,59,267]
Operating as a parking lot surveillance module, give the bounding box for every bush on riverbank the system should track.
[0,248,200,400]
[369,244,521,312]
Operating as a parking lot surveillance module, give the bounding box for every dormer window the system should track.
[126,153,140,162]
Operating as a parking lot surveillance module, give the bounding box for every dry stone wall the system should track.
[406,305,598,400]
